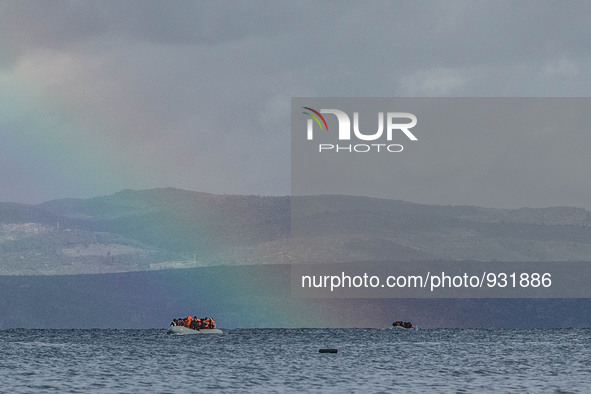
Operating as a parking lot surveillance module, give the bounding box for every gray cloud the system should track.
[1,1,591,206]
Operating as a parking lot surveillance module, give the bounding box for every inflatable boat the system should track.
[390,325,418,331]
[391,321,418,330]
[168,326,223,335]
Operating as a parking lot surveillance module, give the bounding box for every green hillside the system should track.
[1,188,590,275]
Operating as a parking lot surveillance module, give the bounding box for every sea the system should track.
[0,328,589,393]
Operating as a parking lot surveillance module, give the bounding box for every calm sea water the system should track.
[0,328,589,393]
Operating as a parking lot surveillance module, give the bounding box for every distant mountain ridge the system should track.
[1,188,590,275]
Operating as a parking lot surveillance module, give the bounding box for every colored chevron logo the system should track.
[302,107,328,131]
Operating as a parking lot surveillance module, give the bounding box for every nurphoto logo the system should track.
[303,107,418,153]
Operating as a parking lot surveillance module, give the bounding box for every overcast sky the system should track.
[1,1,591,208]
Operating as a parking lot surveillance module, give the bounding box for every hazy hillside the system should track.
[1,188,591,275]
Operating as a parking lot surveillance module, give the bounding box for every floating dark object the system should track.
[319,348,338,353]
[392,321,417,330]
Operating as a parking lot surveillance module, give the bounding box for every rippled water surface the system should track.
[1,328,590,392]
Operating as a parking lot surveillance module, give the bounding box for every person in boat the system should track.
[393,321,413,328]
[170,315,217,329]
[191,317,202,330]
